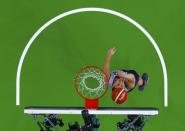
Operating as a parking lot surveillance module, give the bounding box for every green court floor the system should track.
[0,0,185,130]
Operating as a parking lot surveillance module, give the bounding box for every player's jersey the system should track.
[109,69,140,93]
[122,69,140,86]
[121,69,140,92]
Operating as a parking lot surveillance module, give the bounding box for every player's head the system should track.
[108,71,119,88]
[108,71,124,89]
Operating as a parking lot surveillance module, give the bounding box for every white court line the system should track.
[16,7,168,107]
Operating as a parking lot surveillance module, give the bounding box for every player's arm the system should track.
[117,71,135,85]
[103,48,117,79]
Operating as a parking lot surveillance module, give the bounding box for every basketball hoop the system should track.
[74,66,108,109]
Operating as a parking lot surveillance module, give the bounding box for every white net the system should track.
[75,66,107,99]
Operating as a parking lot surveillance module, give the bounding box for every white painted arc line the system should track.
[16,7,168,107]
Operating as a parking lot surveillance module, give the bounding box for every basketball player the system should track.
[103,48,148,103]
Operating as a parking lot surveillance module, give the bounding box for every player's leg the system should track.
[137,73,149,91]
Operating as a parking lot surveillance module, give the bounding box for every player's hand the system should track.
[107,47,117,56]
[117,70,127,78]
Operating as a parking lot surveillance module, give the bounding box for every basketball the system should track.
[112,87,128,104]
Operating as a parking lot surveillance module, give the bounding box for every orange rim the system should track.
[74,65,109,100]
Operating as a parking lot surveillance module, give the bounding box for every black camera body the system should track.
[67,110,100,131]
[34,114,64,131]
[117,115,148,131]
